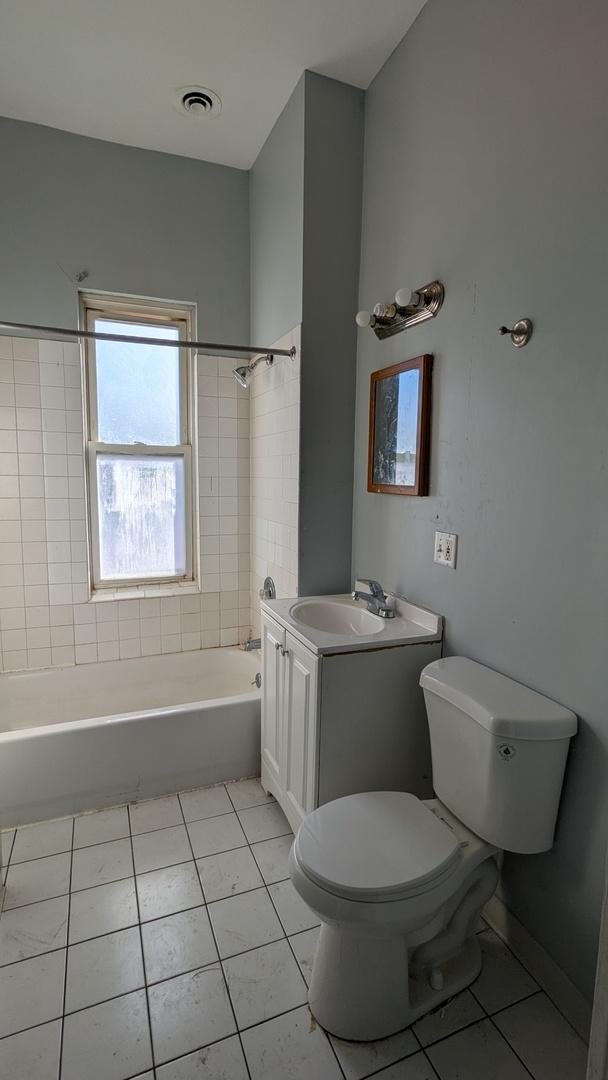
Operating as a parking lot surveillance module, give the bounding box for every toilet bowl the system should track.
[289,656,577,1041]
[290,792,499,1040]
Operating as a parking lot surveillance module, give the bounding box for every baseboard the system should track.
[484,893,591,1042]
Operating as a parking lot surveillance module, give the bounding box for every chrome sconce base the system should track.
[356,281,445,341]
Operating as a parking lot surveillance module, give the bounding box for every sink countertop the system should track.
[261,593,443,656]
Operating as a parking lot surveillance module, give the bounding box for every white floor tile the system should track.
[0,949,65,1038]
[209,886,284,958]
[268,878,320,935]
[61,989,153,1080]
[472,930,539,1013]
[187,813,247,858]
[289,927,319,985]
[223,938,307,1029]
[242,1004,343,1080]
[251,834,293,884]
[130,795,183,835]
[155,1034,249,1079]
[237,803,291,844]
[365,1054,440,1079]
[4,852,71,909]
[71,838,133,892]
[73,806,130,848]
[65,924,144,1012]
[148,964,236,1065]
[142,906,217,983]
[413,989,485,1046]
[68,877,138,944]
[136,861,203,922]
[494,992,587,1080]
[0,894,68,965]
[132,824,192,874]
[179,784,233,822]
[226,778,274,811]
[426,1017,531,1079]
[0,1018,62,1080]
[11,817,73,864]
[331,1025,420,1080]
[197,845,263,902]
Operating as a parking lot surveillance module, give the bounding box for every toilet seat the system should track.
[294,791,462,903]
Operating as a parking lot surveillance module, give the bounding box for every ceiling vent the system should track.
[176,86,222,118]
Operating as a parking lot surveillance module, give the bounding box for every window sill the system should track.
[89,582,201,603]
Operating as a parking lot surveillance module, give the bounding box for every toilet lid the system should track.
[294,792,461,902]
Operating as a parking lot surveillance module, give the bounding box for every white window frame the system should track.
[81,292,197,594]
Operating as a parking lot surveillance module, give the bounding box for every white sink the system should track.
[290,597,384,636]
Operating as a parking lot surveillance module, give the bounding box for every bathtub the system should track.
[0,646,261,828]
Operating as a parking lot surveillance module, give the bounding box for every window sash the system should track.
[87,444,193,588]
[81,294,196,591]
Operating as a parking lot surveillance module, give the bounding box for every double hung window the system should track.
[82,294,195,591]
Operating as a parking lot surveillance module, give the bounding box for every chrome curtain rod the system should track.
[0,320,296,360]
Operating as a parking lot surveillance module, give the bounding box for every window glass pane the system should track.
[95,320,181,445]
[97,454,186,580]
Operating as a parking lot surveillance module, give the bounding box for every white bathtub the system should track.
[0,647,261,828]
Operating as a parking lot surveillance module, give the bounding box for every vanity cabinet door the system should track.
[282,632,319,829]
[261,610,286,792]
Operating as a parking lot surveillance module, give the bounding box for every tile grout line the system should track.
[126,803,157,1080]
[177,785,254,1080]
[487,1013,537,1080]
[56,815,74,1080]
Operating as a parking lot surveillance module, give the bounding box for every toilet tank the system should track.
[419,657,577,854]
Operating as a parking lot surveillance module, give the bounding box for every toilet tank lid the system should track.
[420,657,577,740]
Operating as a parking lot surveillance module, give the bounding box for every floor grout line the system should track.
[55,817,73,1080]
[178,785,254,1080]
[126,802,156,1080]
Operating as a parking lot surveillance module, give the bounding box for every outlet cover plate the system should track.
[434,530,457,569]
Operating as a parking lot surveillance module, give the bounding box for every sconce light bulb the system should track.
[395,287,417,309]
[355,310,372,328]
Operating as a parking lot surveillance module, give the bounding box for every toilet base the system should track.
[308,929,482,1042]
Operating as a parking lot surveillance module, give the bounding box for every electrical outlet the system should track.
[434,530,457,569]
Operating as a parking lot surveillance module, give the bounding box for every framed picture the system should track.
[368,354,433,496]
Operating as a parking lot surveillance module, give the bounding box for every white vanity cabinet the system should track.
[261,610,319,826]
[260,595,443,832]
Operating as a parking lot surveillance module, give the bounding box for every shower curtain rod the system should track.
[0,320,296,360]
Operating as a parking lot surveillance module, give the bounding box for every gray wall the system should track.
[353,0,608,998]
[299,73,364,595]
[249,77,304,347]
[0,117,250,339]
[250,72,364,596]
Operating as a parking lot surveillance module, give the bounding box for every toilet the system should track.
[289,656,577,1041]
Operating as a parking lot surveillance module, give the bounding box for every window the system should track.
[82,293,196,591]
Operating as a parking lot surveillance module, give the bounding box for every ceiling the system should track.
[0,0,426,170]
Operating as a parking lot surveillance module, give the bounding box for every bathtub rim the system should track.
[0,687,261,744]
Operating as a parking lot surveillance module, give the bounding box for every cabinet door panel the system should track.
[261,611,286,791]
[283,633,319,827]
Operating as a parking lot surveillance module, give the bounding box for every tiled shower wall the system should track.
[0,335,251,673]
[250,327,300,636]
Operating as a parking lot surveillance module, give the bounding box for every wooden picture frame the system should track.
[367,354,433,496]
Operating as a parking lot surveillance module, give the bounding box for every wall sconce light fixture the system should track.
[356,281,445,341]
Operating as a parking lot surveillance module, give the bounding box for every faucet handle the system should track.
[356,578,386,599]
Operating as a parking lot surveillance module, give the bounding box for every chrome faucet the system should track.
[351,578,395,619]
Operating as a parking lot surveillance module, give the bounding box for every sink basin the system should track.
[289,598,384,636]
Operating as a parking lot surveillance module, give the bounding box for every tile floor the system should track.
[0,779,588,1080]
